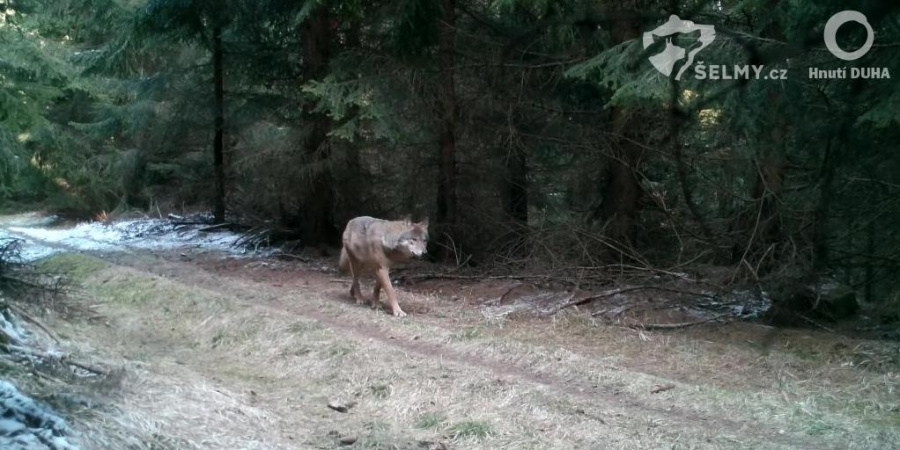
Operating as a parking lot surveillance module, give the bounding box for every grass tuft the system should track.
[414,412,446,429]
[368,383,392,399]
[448,420,493,440]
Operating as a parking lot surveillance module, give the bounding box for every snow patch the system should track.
[0,381,80,450]
[4,216,273,262]
[0,308,31,346]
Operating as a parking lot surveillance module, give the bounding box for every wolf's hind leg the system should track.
[351,279,366,304]
[348,262,366,304]
[371,280,382,307]
[376,267,406,317]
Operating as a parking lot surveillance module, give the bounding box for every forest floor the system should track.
[0,212,898,449]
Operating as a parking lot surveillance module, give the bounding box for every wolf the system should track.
[338,216,429,317]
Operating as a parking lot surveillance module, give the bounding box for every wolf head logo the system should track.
[648,38,686,77]
[643,15,716,80]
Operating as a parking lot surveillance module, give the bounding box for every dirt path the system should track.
[3,222,898,449]
[106,253,750,439]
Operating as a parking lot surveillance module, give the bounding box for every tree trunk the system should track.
[596,14,643,246]
[504,146,528,225]
[731,151,786,266]
[339,17,364,220]
[212,25,226,224]
[435,0,458,258]
[298,6,339,245]
[813,137,834,270]
[599,141,642,246]
[668,85,714,246]
[864,219,874,303]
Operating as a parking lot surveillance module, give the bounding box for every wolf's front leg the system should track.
[375,267,406,317]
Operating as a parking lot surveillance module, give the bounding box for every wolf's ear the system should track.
[401,214,412,224]
[418,217,429,228]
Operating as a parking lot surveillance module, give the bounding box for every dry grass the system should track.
[25,252,900,450]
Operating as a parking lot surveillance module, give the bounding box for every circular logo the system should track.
[823,11,874,61]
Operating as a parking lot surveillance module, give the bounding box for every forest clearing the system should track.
[0,212,898,449]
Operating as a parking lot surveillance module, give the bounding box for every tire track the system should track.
[2,227,834,449]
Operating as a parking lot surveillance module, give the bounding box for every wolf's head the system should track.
[387,218,429,259]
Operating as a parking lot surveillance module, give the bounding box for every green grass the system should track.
[805,418,836,436]
[96,274,161,305]
[39,253,109,281]
[450,326,483,341]
[368,383,392,399]
[414,412,446,429]
[326,343,356,358]
[448,420,493,439]
[364,420,392,433]
[287,320,325,334]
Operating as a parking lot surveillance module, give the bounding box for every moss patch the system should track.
[39,253,110,281]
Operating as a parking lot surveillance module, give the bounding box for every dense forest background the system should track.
[1,0,899,313]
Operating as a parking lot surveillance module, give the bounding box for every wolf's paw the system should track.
[392,308,407,317]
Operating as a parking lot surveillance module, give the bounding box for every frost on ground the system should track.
[2,213,270,262]
[0,307,31,346]
[0,381,80,450]
[0,301,80,450]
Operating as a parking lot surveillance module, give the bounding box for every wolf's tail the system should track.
[338,247,350,274]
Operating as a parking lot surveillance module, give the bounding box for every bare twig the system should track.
[1,275,47,290]
[275,253,311,262]
[197,223,234,233]
[650,384,677,394]
[62,357,110,376]
[397,272,577,285]
[797,314,835,333]
[2,344,109,376]
[632,315,728,330]
[4,303,61,344]
[560,285,718,311]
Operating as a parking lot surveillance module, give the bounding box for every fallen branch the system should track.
[650,383,676,394]
[1,274,47,291]
[591,304,634,318]
[0,326,22,346]
[452,255,473,272]
[197,223,235,233]
[275,253,311,262]
[171,222,210,228]
[62,357,109,376]
[559,285,718,312]
[2,344,109,376]
[5,303,61,344]
[397,272,577,286]
[797,314,835,333]
[630,315,728,330]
